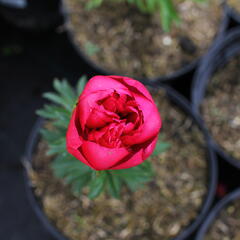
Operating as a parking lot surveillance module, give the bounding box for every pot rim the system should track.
[225,3,240,24]
[23,85,218,240]
[61,0,229,85]
[195,187,240,240]
[191,27,240,169]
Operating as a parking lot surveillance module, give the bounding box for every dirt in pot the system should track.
[227,0,240,13]
[204,198,240,240]
[201,56,240,160]
[63,0,222,79]
[29,89,208,240]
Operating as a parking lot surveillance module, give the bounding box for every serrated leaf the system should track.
[40,128,65,143]
[51,154,91,178]
[159,0,179,32]
[88,172,107,199]
[116,162,154,192]
[51,154,92,195]
[85,42,100,56]
[43,92,72,112]
[146,0,156,12]
[47,138,66,155]
[53,79,76,106]
[71,173,92,194]
[76,76,87,96]
[106,171,122,199]
[52,118,69,130]
[36,105,70,122]
[85,0,103,10]
[152,141,171,156]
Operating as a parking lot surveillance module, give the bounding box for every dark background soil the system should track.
[1,2,240,240]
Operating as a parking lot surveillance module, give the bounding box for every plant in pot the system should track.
[62,0,223,82]
[24,75,217,240]
[195,188,240,240]
[191,28,240,169]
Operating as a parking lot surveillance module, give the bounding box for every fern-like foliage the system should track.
[36,77,169,199]
[86,0,207,31]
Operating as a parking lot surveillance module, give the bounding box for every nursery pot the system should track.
[62,0,228,88]
[23,85,217,240]
[225,1,240,27]
[191,27,240,169]
[195,188,240,240]
[0,0,64,30]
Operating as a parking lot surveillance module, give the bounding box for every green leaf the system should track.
[71,173,92,194]
[85,0,103,10]
[152,141,171,156]
[135,0,148,13]
[36,77,95,197]
[40,128,65,144]
[76,76,87,96]
[159,0,179,32]
[51,154,93,195]
[193,0,206,2]
[84,42,100,56]
[36,105,70,121]
[146,0,156,13]
[42,92,72,112]
[116,161,154,192]
[53,79,76,107]
[88,171,107,199]
[47,138,66,155]
[52,154,91,178]
[106,171,122,199]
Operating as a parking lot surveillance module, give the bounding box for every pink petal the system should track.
[110,149,144,170]
[120,76,154,102]
[86,107,115,129]
[66,109,93,168]
[121,100,161,145]
[80,76,129,98]
[78,90,116,130]
[142,135,158,159]
[81,141,129,170]
[110,136,158,170]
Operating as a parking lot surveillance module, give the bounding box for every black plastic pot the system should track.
[23,85,217,240]
[195,188,240,240]
[62,1,229,94]
[191,27,240,170]
[0,0,64,31]
[225,2,240,27]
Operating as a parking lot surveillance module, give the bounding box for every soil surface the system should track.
[204,198,240,240]
[64,0,222,79]
[201,56,240,160]
[228,0,240,13]
[29,89,208,240]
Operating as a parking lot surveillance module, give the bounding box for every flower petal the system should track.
[78,90,116,130]
[142,135,158,159]
[81,141,129,170]
[66,109,93,168]
[80,76,129,98]
[120,76,154,102]
[86,107,116,129]
[110,149,144,170]
[121,99,161,145]
[110,136,158,170]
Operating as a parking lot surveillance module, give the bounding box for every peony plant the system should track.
[86,0,207,31]
[37,75,169,199]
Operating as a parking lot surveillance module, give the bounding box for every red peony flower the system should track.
[66,75,161,170]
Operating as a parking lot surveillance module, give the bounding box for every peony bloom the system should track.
[66,75,161,170]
